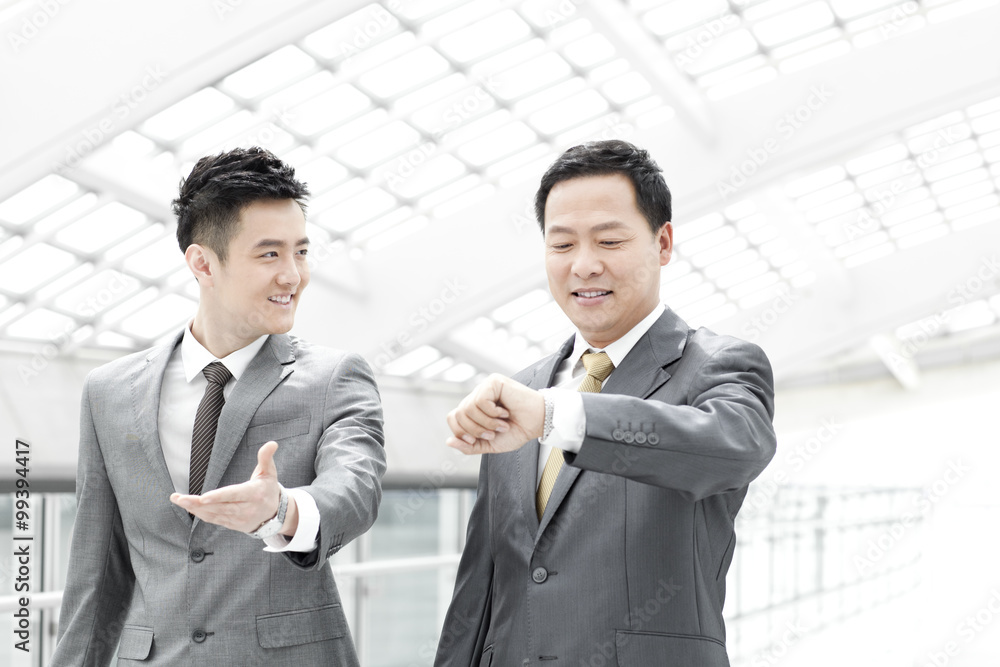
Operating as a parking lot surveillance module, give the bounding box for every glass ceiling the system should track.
[0,0,998,382]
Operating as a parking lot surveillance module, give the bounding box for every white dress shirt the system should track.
[536,303,665,487]
[157,323,320,552]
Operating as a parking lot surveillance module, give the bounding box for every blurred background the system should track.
[1,0,999,664]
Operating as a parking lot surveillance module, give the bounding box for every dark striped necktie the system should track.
[189,361,232,495]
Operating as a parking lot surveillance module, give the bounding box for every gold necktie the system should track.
[536,351,615,519]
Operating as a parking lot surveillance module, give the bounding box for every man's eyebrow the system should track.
[546,221,629,235]
[251,237,310,250]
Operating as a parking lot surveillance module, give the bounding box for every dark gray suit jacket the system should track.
[435,308,776,667]
[52,332,385,666]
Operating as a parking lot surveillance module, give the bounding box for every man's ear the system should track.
[185,244,217,287]
[658,222,673,267]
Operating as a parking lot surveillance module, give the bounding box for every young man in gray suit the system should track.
[52,147,385,666]
[436,140,777,666]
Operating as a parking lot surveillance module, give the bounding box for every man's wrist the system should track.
[249,485,288,539]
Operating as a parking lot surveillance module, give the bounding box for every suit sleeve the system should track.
[50,374,135,667]
[565,339,776,501]
[435,455,493,667]
[283,352,386,570]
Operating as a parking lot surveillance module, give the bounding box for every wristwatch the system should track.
[249,485,288,540]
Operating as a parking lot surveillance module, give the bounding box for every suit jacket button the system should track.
[531,567,548,584]
[193,630,207,643]
[612,429,624,441]
[647,433,659,446]
[634,432,647,444]
[623,432,635,444]
[190,548,205,563]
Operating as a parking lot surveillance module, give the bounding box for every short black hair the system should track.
[534,139,671,234]
[173,146,310,261]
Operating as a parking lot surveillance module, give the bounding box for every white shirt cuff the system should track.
[263,487,320,553]
[539,388,586,454]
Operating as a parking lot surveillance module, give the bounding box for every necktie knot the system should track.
[579,351,614,391]
[203,362,232,387]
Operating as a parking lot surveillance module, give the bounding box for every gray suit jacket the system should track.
[52,332,386,666]
[435,308,776,667]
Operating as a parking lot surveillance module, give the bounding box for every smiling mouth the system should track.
[268,294,294,305]
[573,290,611,299]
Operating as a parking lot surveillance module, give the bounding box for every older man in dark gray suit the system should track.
[436,140,776,666]
[52,147,385,665]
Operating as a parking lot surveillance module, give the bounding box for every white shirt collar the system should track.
[568,303,666,372]
[180,322,270,384]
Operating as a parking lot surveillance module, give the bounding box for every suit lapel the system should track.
[200,334,295,495]
[518,335,574,532]
[536,309,690,537]
[130,331,191,526]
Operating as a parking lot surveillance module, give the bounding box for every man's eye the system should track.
[297,248,309,256]
[600,240,623,246]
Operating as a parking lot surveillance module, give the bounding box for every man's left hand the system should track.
[446,374,545,455]
[170,441,299,536]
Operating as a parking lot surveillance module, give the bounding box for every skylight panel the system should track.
[752,2,836,46]
[119,293,196,340]
[439,108,509,148]
[510,300,564,336]
[951,206,999,231]
[927,0,1000,23]
[641,0,730,35]
[923,151,984,182]
[513,76,587,116]
[0,174,80,227]
[259,71,337,112]
[222,46,316,100]
[691,236,749,268]
[457,121,536,166]
[778,38,851,73]
[358,46,452,98]
[33,262,94,304]
[935,180,995,209]
[55,202,147,254]
[438,9,532,63]
[381,345,442,376]
[93,330,136,349]
[601,72,652,105]
[528,89,609,135]
[30,193,99,237]
[301,3,403,61]
[679,212,727,240]
[388,154,468,199]
[971,110,1000,135]
[661,272,704,299]
[713,259,771,289]
[490,52,573,101]
[561,33,616,68]
[0,243,77,295]
[297,156,350,194]
[679,225,737,256]
[784,166,847,198]
[441,362,477,383]
[668,282,718,309]
[492,289,551,324]
[5,308,76,341]
[284,84,372,137]
[681,30,759,77]
[829,0,901,19]
[432,183,495,221]
[122,236,186,280]
[104,223,167,263]
[178,110,261,158]
[322,187,398,233]
[52,268,141,317]
[703,62,777,100]
[141,88,236,142]
[338,120,422,169]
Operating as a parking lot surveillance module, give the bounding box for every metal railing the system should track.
[1,485,923,666]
